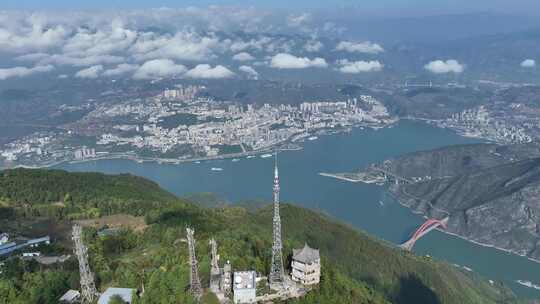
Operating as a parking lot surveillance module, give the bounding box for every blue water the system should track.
[58,120,540,298]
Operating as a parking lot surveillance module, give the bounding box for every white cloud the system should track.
[424,59,465,74]
[75,65,103,79]
[521,59,536,68]
[185,64,235,79]
[40,54,125,67]
[131,31,221,62]
[62,19,137,57]
[14,52,50,62]
[133,59,187,80]
[335,41,384,54]
[0,64,54,80]
[102,63,140,77]
[238,65,259,79]
[270,53,327,69]
[0,23,68,54]
[304,40,323,52]
[229,37,272,52]
[232,52,255,61]
[287,13,311,28]
[337,60,383,73]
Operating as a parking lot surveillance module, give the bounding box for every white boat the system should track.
[378,200,384,206]
[308,136,318,141]
[260,153,272,158]
[246,155,255,159]
[232,158,240,162]
[211,167,223,171]
[194,161,201,164]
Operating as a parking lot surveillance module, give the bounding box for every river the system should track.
[57,120,540,299]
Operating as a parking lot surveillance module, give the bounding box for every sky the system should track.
[2,0,540,16]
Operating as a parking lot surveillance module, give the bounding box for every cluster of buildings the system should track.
[439,106,533,144]
[93,92,393,157]
[74,147,96,160]
[161,85,203,100]
[0,84,394,167]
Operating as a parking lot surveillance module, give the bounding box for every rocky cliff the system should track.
[376,143,540,259]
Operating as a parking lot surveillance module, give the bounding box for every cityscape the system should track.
[0,86,395,168]
[2,1,540,304]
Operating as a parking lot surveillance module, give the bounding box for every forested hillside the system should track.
[0,169,523,304]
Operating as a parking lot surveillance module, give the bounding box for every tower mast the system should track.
[186,227,202,301]
[72,224,99,304]
[269,152,285,287]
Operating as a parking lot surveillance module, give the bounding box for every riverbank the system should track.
[386,184,540,265]
[320,170,540,265]
[1,120,397,171]
[55,119,540,298]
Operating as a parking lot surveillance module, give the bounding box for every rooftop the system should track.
[59,290,80,303]
[292,243,320,264]
[98,287,136,304]
[233,271,256,290]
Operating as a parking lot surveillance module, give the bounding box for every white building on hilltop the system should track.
[233,271,256,303]
[291,243,320,285]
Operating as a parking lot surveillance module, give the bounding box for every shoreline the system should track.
[321,172,540,265]
[4,122,396,170]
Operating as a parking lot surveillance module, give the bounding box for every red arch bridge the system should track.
[399,217,449,251]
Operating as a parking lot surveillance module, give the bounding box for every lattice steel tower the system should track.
[269,152,285,286]
[186,227,202,301]
[72,224,99,304]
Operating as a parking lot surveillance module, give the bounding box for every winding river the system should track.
[58,120,540,299]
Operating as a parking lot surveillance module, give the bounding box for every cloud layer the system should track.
[270,53,327,69]
[75,65,104,79]
[337,60,383,73]
[335,41,384,54]
[424,59,464,74]
[184,64,235,79]
[0,64,54,80]
[521,59,536,68]
[239,65,259,79]
[232,52,255,61]
[133,59,186,80]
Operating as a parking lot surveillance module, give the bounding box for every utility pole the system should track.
[186,227,202,301]
[72,224,99,304]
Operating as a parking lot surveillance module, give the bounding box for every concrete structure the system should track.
[59,289,80,303]
[222,261,232,296]
[98,287,135,304]
[233,271,256,304]
[291,244,321,285]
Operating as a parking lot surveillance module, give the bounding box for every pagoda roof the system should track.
[292,243,320,263]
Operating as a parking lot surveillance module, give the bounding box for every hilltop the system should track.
[0,169,523,303]
[352,142,540,260]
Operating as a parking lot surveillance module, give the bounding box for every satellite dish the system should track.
[235,276,242,284]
